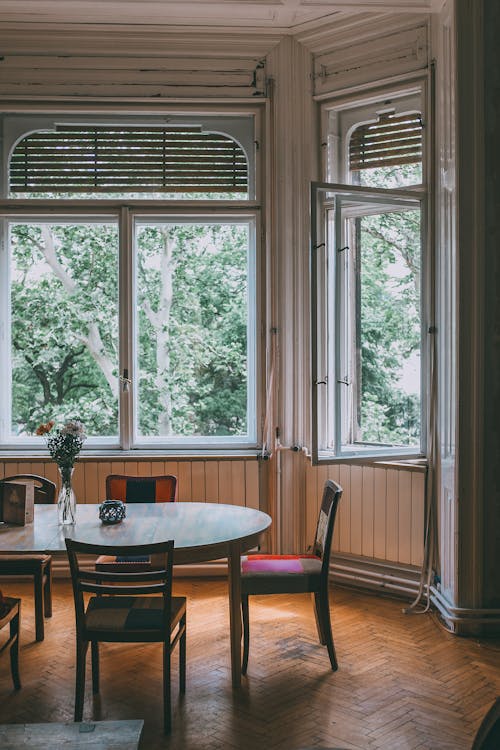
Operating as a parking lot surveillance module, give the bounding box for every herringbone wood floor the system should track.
[0,579,499,750]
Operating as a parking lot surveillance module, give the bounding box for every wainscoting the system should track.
[0,456,426,590]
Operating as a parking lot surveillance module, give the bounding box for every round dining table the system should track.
[0,501,272,687]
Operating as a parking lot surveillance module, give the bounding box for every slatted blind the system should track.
[10,126,248,194]
[349,112,423,171]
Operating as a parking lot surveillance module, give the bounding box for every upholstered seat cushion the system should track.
[86,595,186,633]
[241,554,323,594]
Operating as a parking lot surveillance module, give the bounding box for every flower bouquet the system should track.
[36,420,86,524]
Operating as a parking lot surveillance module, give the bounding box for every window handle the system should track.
[313,377,327,386]
[337,378,350,386]
[120,369,131,392]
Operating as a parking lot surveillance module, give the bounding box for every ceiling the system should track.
[0,0,440,32]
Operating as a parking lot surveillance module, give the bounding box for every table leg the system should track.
[227,541,242,688]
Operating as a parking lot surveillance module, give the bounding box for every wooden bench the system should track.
[0,720,144,750]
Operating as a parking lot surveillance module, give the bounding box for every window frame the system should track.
[312,81,430,465]
[0,108,263,454]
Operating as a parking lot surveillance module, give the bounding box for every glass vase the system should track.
[57,466,76,525]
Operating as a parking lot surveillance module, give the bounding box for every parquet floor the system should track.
[0,579,499,750]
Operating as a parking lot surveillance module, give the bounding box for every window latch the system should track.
[120,369,131,392]
[337,245,349,254]
[313,377,327,386]
[337,377,350,385]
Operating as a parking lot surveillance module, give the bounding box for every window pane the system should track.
[9,222,119,438]
[355,162,422,189]
[345,208,421,449]
[135,221,251,439]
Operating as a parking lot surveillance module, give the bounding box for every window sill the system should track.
[0,448,262,461]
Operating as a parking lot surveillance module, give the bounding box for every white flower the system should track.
[61,420,86,437]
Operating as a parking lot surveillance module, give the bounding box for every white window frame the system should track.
[0,109,262,454]
[312,81,430,464]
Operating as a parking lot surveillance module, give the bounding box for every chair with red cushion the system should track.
[0,590,21,690]
[241,479,342,674]
[95,474,177,573]
[0,474,55,641]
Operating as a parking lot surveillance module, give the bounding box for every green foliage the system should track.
[10,219,250,440]
[10,223,119,436]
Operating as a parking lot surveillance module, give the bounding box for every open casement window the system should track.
[311,183,425,462]
[0,112,259,451]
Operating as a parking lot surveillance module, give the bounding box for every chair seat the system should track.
[86,595,186,633]
[0,555,50,573]
[241,554,322,594]
[95,555,155,573]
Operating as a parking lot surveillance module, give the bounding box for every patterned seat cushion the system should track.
[86,595,185,632]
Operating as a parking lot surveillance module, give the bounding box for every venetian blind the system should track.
[10,126,248,194]
[349,112,423,171]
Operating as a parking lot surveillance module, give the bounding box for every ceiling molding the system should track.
[0,0,442,35]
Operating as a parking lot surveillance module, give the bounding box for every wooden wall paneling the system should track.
[230,461,246,507]
[398,469,413,565]
[217,461,233,504]
[361,466,375,558]
[373,467,387,560]
[305,459,319,550]
[177,461,192,502]
[150,460,165,477]
[349,465,363,555]
[30,461,45,478]
[411,470,425,567]
[190,461,206,502]
[244,460,259,511]
[110,460,125,477]
[44,461,59,488]
[137,461,152,477]
[97,461,112,503]
[385,469,400,562]
[4,462,19,479]
[164,462,179,483]
[338,464,351,553]
[84,462,99,504]
[327,464,342,551]
[72,462,86,503]
[204,461,219,502]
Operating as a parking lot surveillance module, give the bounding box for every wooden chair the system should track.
[0,475,55,641]
[240,479,342,674]
[95,475,177,573]
[0,592,21,690]
[65,538,186,734]
[472,697,500,749]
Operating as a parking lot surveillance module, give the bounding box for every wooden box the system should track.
[0,482,35,525]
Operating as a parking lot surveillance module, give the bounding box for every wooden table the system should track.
[0,719,144,749]
[0,502,271,687]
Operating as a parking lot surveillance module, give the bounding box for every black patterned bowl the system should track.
[99,499,126,524]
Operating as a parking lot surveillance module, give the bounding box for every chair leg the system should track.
[163,641,172,734]
[313,592,326,645]
[317,588,338,671]
[75,640,89,721]
[10,605,21,690]
[43,559,53,618]
[241,594,249,676]
[91,641,100,694]
[33,565,45,642]
[179,614,186,695]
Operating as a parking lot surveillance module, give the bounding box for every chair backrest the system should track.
[312,480,342,576]
[1,474,56,504]
[472,697,500,750]
[106,474,177,503]
[65,538,175,637]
